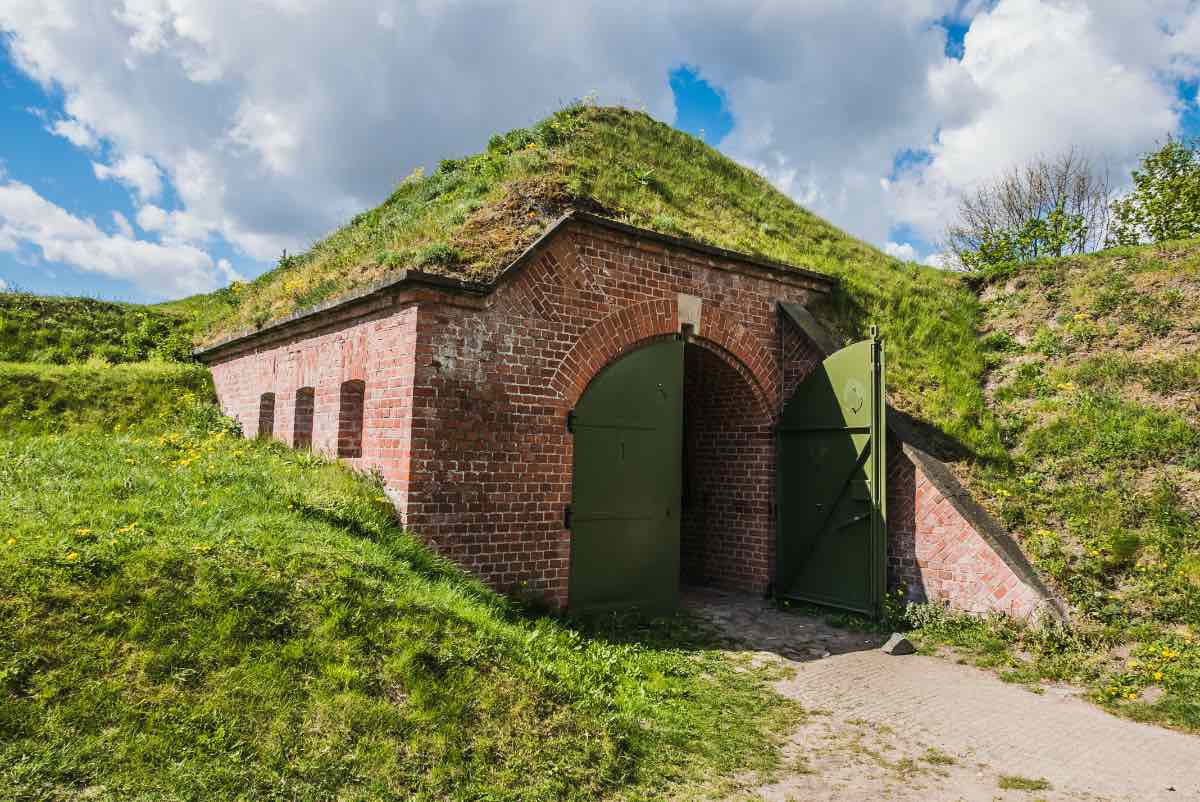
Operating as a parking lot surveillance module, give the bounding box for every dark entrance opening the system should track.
[680,342,773,593]
[567,336,772,613]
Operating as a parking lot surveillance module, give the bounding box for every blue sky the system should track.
[0,39,253,301]
[2,1,1199,302]
[0,53,735,303]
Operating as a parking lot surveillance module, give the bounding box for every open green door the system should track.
[568,339,684,613]
[776,331,886,615]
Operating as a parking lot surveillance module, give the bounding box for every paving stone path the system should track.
[684,588,1200,801]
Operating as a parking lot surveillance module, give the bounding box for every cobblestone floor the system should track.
[683,587,1200,802]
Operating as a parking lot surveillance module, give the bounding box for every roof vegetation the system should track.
[197,104,998,466]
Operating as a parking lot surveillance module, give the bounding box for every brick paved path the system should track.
[685,588,1200,801]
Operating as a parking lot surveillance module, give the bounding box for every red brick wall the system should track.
[681,342,774,592]
[405,221,825,606]
[887,440,1046,618]
[204,217,1053,618]
[207,303,419,515]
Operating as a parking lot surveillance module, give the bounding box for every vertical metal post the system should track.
[870,326,887,615]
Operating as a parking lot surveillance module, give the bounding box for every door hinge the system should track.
[563,505,573,530]
[566,408,576,433]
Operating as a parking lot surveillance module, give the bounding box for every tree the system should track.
[1108,136,1200,246]
[942,148,1110,271]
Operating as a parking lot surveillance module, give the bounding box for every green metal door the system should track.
[568,338,684,613]
[776,333,886,615]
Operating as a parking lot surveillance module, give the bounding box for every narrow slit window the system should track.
[337,380,365,458]
[257,392,276,439]
[293,387,315,449]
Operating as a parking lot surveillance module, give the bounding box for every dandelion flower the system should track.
[1154,671,1164,681]
[5,537,14,546]
[1126,692,1137,701]
[66,552,78,561]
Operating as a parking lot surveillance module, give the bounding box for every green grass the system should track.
[911,241,1200,731]
[200,104,1000,462]
[0,398,797,800]
[0,292,194,364]
[997,774,1051,791]
[0,362,215,435]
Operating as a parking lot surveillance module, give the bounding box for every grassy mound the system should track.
[910,240,1200,730]
[0,362,215,435]
[0,400,793,800]
[199,104,997,461]
[0,293,193,364]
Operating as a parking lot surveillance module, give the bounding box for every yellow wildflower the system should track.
[1056,382,1076,392]
[1154,671,1164,681]
[66,552,78,561]
[76,528,91,536]
[1127,692,1137,701]
[110,539,117,545]
[5,537,15,546]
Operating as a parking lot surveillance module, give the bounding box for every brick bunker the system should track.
[198,212,1060,618]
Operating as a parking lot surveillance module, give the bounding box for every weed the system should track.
[998,775,1051,791]
[922,747,957,766]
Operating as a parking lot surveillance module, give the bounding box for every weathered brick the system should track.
[205,216,1042,617]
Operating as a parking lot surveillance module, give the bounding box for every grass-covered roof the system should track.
[188,104,993,466]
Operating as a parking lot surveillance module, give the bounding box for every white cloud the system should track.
[135,203,213,245]
[0,0,1196,297]
[49,117,98,150]
[0,277,9,291]
[0,178,230,297]
[887,0,1191,243]
[924,251,950,269]
[93,154,163,201]
[884,241,918,261]
[111,210,134,238]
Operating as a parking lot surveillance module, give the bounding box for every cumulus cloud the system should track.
[0,178,231,297]
[0,0,1197,297]
[886,0,1192,243]
[48,117,98,150]
[111,210,134,238]
[93,154,163,201]
[884,241,918,261]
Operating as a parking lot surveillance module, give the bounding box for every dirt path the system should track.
[685,589,1200,801]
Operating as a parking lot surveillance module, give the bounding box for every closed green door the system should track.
[569,339,684,613]
[777,336,886,615]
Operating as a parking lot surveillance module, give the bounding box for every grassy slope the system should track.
[0,386,794,800]
[0,362,214,435]
[907,240,1200,731]
[0,293,195,364]
[201,105,998,461]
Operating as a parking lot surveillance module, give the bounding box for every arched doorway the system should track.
[566,336,772,613]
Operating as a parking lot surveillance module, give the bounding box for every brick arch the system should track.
[551,298,775,414]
